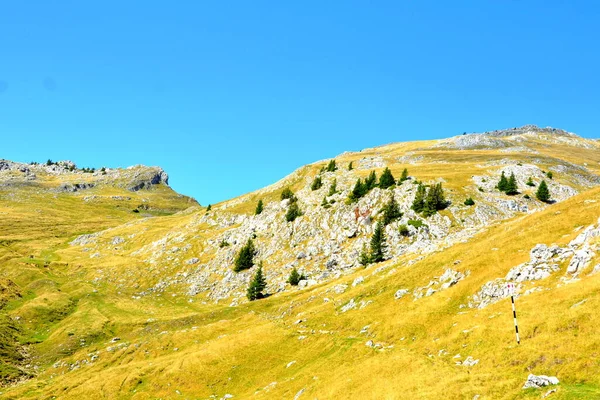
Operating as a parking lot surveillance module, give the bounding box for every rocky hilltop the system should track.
[2,125,600,399]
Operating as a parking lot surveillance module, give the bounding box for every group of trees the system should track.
[380,195,402,225]
[360,223,387,265]
[412,182,448,217]
[282,188,302,222]
[497,171,551,202]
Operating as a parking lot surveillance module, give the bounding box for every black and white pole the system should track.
[507,283,520,345]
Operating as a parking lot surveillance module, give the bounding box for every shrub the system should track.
[378,167,396,189]
[348,161,354,170]
[398,224,410,237]
[311,176,323,191]
[206,204,212,212]
[255,199,264,215]
[286,202,302,222]
[328,178,338,196]
[234,239,256,272]
[287,267,305,286]
[219,239,230,248]
[321,197,331,209]
[478,187,484,192]
[523,194,531,199]
[247,262,267,301]
[464,197,475,206]
[281,187,295,201]
[408,219,425,229]
[546,171,553,179]
[326,159,337,172]
[526,177,535,187]
[536,180,551,203]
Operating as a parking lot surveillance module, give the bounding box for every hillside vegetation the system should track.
[1,125,600,399]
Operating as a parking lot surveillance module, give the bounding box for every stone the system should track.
[394,289,409,300]
[352,276,364,287]
[522,374,559,389]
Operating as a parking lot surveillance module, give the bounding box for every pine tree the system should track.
[497,171,508,192]
[311,176,323,191]
[287,267,304,286]
[286,201,302,222]
[326,159,337,172]
[546,171,553,180]
[464,197,475,206]
[381,195,402,225]
[536,180,551,203]
[348,178,367,202]
[359,244,371,266]
[247,262,267,301]
[365,171,378,190]
[399,168,409,184]
[281,187,295,201]
[206,204,212,212]
[378,167,396,189]
[327,178,338,196]
[423,183,447,217]
[505,173,519,195]
[321,196,331,209]
[234,239,256,272]
[412,183,427,213]
[255,199,264,215]
[369,223,387,263]
[348,161,354,171]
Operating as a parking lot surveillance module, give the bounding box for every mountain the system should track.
[1,125,600,399]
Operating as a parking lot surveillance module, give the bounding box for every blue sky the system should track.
[1,1,599,205]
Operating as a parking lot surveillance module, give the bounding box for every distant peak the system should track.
[478,125,577,138]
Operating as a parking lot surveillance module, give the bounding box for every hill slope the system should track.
[1,125,600,399]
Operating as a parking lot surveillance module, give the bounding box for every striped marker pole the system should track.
[507,283,520,345]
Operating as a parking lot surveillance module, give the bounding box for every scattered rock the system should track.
[522,374,559,389]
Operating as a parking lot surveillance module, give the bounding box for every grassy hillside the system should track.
[1,127,600,398]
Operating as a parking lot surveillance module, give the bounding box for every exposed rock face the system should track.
[522,374,559,389]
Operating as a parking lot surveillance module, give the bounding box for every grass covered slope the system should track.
[1,126,600,398]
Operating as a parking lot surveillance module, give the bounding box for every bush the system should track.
[464,197,475,206]
[398,224,410,237]
[326,159,337,172]
[478,187,484,192]
[255,199,264,215]
[348,161,353,170]
[328,178,338,196]
[234,239,256,272]
[219,239,230,248]
[206,204,212,212]
[523,194,530,199]
[378,167,396,189]
[247,262,267,301]
[546,171,553,179]
[536,180,551,203]
[407,219,425,229]
[311,176,323,191]
[526,177,535,187]
[286,202,302,222]
[281,187,295,201]
[321,197,331,209]
[287,267,305,286]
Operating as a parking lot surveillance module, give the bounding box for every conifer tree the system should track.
[369,223,387,263]
[255,199,264,215]
[287,267,304,286]
[359,244,371,266]
[536,180,551,203]
[505,173,519,195]
[381,195,402,225]
[348,178,367,202]
[321,196,331,209]
[286,201,302,222]
[497,171,508,192]
[365,171,378,190]
[464,197,475,206]
[399,168,409,184]
[348,161,354,170]
[411,183,427,213]
[379,167,396,189]
[206,204,212,212]
[546,171,553,180]
[423,183,447,217]
[327,178,338,196]
[247,262,267,301]
[326,159,337,172]
[234,239,256,272]
[311,176,323,191]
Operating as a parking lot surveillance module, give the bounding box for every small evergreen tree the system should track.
[423,183,447,217]
[381,195,402,225]
[365,171,378,190]
[287,267,305,286]
[247,262,267,301]
[348,161,354,170]
[505,173,519,195]
[399,168,409,183]
[255,199,264,215]
[206,204,212,212]
[412,183,427,213]
[348,178,368,202]
[536,180,551,203]
[326,159,337,172]
[234,239,256,272]
[286,201,302,222]
[369,223,387,263]
[281,187,295,201]
[321,196,331,209]
[526,177,535,187]
[464,197,475,206]
[327,178,338,196]
[359,244,371,266]
[379,167,396,189]
[546,171,553,180]
[311,176,323,191]
[497,171,508,192]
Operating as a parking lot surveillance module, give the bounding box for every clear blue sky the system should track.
[1,1,599,205]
